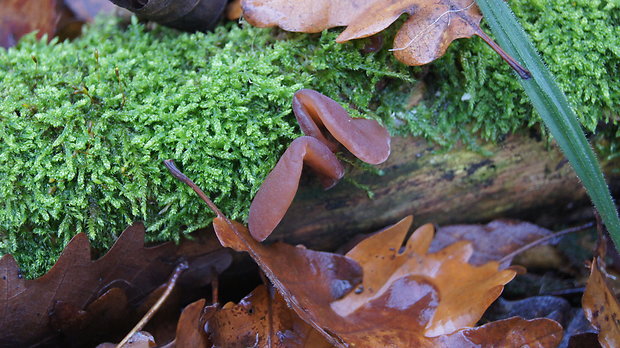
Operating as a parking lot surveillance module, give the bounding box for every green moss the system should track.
[394,0,619,144]
[0,17,413,276]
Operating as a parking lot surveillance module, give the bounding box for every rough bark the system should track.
[269,134,620,250]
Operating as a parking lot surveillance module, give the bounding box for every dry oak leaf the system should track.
[325,216,560,347]
[212,217,363,347]
[242,0,529,76]
[205,285,332,347]
[583,256,620,348]
[0,223,231,347]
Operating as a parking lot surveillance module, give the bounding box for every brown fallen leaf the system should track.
[430,220,554,267]
[332,216,515,336]
[436,316,563,347]
[0,223,231,346]
[242,0,530,77]
[248,89,391,241]
[583,256,620,348]
[165,160,363,346]
[0,0,59,48]
[205,285,332,347]
[166,162,562,347]
[215,215,562,347]
[486,296,598,348]
[167,299,211,348]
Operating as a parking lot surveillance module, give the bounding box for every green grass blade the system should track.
[475,0,620,248]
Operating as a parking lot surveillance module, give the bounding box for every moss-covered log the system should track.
[2,0,618,276]
[273,135,620,250]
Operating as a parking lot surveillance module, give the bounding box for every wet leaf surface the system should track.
[213,214,561,347]
[166,299,211,348]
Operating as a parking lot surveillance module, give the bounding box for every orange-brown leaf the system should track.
[213,215,560,347]
[331,216,516,339]
[242,0,480,65]
[170,299,210,347]
[337,0,482,65]
[206,285,332,347]
[212,217,362,346]
[438,317,563,347]
[583,257,620,348]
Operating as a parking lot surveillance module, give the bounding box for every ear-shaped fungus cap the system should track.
[292,89,391,165]
[248,136,344,241]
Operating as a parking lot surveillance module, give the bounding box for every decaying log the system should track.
[270,134,620,250]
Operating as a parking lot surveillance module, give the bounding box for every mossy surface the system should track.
[0,17,413,276]
[1,0,619,277]
[393,0,620,144]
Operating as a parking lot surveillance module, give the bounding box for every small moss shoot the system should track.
[1,0,619,277]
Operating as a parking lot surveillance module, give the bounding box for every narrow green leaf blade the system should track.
[476,0,620,247]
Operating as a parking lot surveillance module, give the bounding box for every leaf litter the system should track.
[0,223,231,346]
[241,0,530,77]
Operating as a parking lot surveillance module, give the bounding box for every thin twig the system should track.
[164,160,224,217]
[116,261,189,348]
[499,222,594,264]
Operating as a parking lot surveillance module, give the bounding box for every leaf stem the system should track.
[475,30,530,79]
[499,222,594,264]
[164,159,224,217]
